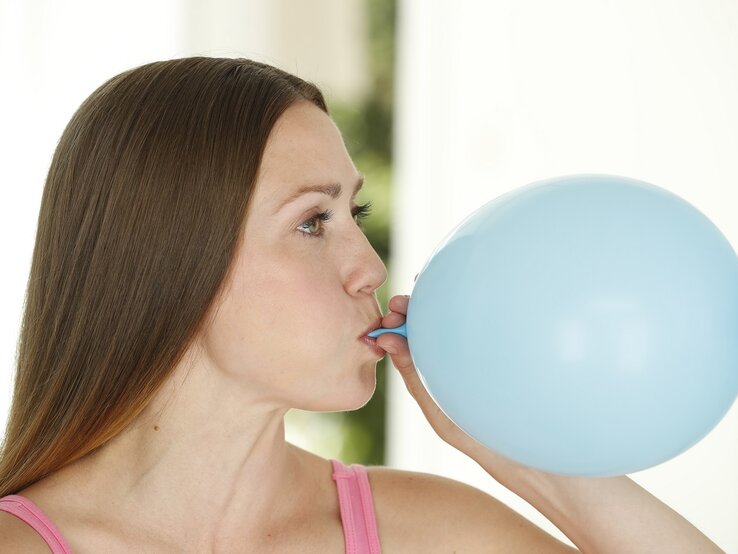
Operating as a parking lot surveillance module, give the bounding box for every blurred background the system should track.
[1,0,736,550]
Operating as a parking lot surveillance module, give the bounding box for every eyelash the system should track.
[297,201,374,239]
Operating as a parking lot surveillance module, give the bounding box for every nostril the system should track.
[414,273,418,282]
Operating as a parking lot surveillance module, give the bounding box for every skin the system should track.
[35,100,389,551]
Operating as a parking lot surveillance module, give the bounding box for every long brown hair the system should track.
[0,56,328,498]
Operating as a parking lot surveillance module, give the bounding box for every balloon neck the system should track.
[367,322,407,339]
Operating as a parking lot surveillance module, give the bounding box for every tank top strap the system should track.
[0,494,73,553]
[330,458,382,554]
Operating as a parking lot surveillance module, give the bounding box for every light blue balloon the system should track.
[369,174,738,477]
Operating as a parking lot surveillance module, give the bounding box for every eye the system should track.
[298,201,373,239]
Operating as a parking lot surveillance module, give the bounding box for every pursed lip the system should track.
[358,316,383,339]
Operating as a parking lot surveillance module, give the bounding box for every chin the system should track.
[354,371,378,408]
[296,374,376,413]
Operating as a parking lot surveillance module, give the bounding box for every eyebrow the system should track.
[273,174,365,215]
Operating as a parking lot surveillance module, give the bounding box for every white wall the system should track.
[389,0,738,551]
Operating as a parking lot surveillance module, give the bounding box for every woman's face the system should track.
[200,100,388,412]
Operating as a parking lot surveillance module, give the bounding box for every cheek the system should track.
[203,255,347,382]
[266,270,347,354]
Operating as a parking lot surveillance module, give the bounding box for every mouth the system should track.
[358,317,383,340]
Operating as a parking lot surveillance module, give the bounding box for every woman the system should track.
[0,57,723,553]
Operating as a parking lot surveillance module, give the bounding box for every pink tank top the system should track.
[0,493,72,553]
[0,458,381,554]
[330,458,382,554]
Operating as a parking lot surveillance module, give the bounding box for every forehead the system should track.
[257,102,354,193]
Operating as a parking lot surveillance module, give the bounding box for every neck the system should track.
[43,358,314,551]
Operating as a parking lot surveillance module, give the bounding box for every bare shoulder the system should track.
[366,465,579,553]
[0,510,53,553]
